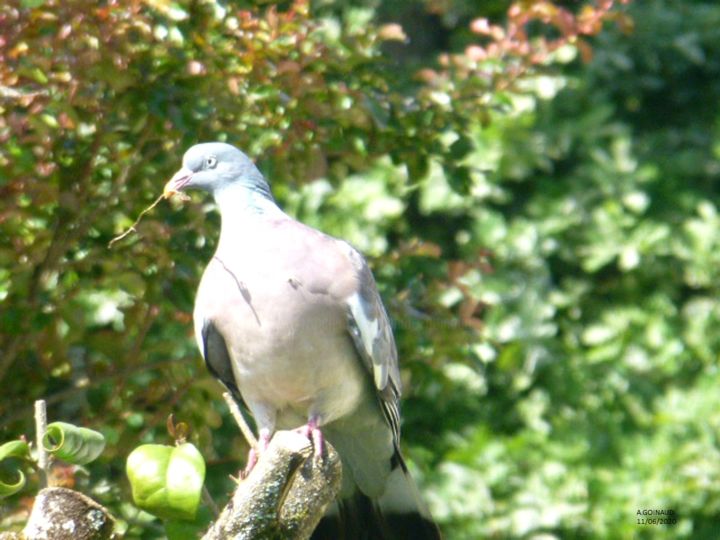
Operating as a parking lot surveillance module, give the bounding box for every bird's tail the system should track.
[312,457,441,540]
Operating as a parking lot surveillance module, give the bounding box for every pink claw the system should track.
[241,429,272,478]
[296,417,324,462]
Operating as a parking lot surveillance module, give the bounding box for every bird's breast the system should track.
[195,255,367,425]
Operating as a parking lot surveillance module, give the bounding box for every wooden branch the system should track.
[21,487,115,540]
[202,430,342,540]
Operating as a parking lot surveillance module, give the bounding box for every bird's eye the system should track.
[205,156,218,169]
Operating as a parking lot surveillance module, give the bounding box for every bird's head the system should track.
[164,142,270,199]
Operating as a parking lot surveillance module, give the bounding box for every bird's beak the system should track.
[163,166,194,199]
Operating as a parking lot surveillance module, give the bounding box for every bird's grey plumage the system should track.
[166,142,441,539]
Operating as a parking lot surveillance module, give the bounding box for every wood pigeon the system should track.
[164,142,441,539]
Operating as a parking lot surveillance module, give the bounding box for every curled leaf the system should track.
[0,469,25,499]
[126,442,206,521]
[0,440,30,462]
[42,422,106,465]
[0,440,30,498]
[166,414,189,443]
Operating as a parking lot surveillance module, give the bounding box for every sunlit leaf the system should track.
[0,440,30,499]
[43,422,106,465]
[126,443,206,521]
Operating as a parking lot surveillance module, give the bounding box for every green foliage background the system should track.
[1,0,719,538]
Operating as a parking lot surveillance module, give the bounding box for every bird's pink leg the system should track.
[241,428,272,478]
[296,416,324,462]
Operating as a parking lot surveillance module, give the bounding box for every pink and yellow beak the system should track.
[163,166,194,199]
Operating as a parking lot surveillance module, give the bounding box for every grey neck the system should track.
[214,179,279,212]
[214,182,287,245]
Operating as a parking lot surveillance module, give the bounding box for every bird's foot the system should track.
[240,428,271,479]
[296,417,324,464]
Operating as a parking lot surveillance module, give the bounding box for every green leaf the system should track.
[0,440,30,462]
[126,443,206,521]
[446,165,472,195]
[43,422,106,465]
[0,470,25,499]
[450,135,474,160]
[0,440,30,498]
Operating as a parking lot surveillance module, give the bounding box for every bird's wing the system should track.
[199,319,244,405]
[342,243,402,444]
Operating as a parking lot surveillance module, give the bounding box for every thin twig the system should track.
[202,485,220,518]
[222,392,258,449]
[108,194,167,248]
[34,400,49,488]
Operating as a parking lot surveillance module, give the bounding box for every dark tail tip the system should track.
[384,512,442,540]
